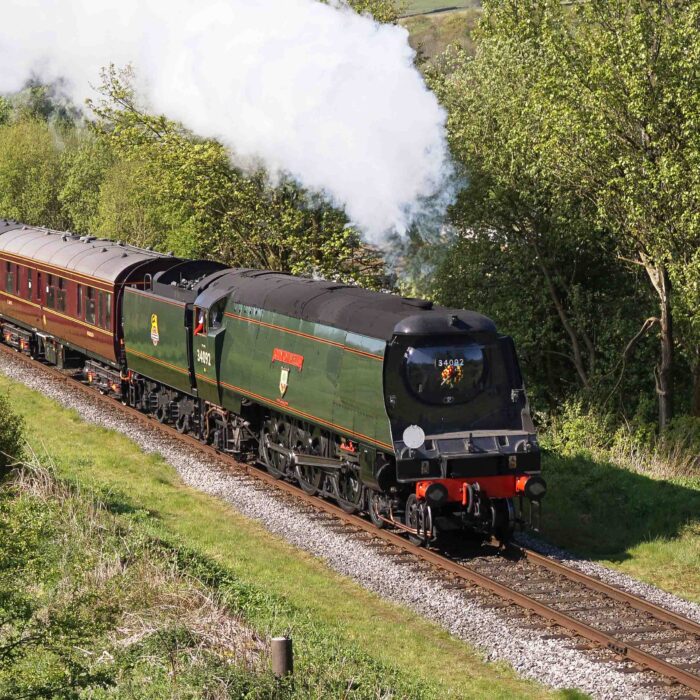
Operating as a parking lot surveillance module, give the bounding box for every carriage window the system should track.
[15,265,20,295]
[5,262,14,294]
[27,269,32,296]
[105,292,112,328]
[36,272,41,302]
[97,291,111,328]
[77,284,83,318]
[46,274,56,309]
[98,291,104,327]
[85,287,96,324]
[56,277,66,312]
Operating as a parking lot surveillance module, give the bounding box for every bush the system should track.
[0,393,24,478]
[540,399,616,456]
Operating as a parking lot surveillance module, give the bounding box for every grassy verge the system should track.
[1,464,275,698]
[540,450,700,603]
[401,0,478,16]
[401,8,479,62]
[0,375,566,699]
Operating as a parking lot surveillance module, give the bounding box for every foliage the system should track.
[0,394,23,479]
[426,0,700,428]
[0,98,10,127]
[347,0,402,23]
[0,119,71,230]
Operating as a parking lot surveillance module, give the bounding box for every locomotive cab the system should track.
[382,312,545,541]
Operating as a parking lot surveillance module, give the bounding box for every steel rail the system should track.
[519,546,700,639]
[1,342,699,692]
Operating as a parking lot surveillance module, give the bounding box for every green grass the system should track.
[401,0,479,17]
[401,8,480,62]
[0,375,567,699]
[540,450,700,602]
[0,467,280,698]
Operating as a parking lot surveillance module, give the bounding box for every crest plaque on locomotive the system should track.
[150,314,160,346]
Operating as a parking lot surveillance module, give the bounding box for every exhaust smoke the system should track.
[0,0,452,239]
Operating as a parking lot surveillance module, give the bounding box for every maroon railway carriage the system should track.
[0,220,181,372]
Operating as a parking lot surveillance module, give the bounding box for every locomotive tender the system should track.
[0,220,545,543]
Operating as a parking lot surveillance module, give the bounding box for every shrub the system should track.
[0,392,24,478]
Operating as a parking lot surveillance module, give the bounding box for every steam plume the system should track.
[0,0,452,238]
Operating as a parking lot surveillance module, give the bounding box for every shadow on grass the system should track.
[539,449,700,561]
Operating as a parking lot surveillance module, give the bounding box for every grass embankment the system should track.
[540,451,700,602]
[0,375,563,699]
[401,0,478,16]
[1,466,273,698]
[401,8,480,62]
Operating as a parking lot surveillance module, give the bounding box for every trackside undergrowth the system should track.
[0,376,574,699]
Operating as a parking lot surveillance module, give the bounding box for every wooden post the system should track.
[271,636,293,677]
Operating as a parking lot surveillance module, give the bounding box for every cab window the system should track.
[194,308,207,335]
[209,299,226,331]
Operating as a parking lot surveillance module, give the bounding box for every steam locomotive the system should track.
[0,220,545,543]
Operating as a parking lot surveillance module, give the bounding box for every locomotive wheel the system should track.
[404,494,426,546]
[296,464,322,495]
[335,469,363,514]
[260,420,287,479]
[176,414,190,435]
[367,491,386,528]
[491,498,516,544]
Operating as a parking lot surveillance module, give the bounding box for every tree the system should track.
[87,66,387,288]
[432,0,700,428]
[346,0,401,23]
[0,119,70,230]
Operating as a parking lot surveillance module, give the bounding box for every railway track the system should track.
[2,341,699,697]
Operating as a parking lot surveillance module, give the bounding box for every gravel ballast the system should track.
[1,352,695,699]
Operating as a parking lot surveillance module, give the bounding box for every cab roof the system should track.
[195,268,497,341]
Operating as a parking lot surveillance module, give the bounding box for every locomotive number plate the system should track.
[197,349,212,367]
[436,358,464,368]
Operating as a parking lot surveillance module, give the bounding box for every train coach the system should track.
[0,220,546,544]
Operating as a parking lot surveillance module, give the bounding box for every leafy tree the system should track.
[0,98,10,127]
[0,119,70,230]
[430,0,700,428]
[87,67,387,287]
[346,0,401,23]
[58,134,115,234]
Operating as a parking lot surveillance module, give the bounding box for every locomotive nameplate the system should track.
[272,348,304,371]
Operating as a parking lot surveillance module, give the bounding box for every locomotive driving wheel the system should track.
[260,419,288,479]
[293,424,323,495]
[335,467,363,514]
[296,464,322,495]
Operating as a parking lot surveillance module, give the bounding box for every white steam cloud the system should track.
[0,0,452,239]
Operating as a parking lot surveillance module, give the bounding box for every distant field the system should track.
[401,7,480,61]
[401,0,479,17]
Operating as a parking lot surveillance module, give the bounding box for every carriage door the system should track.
[192,299,226,406]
